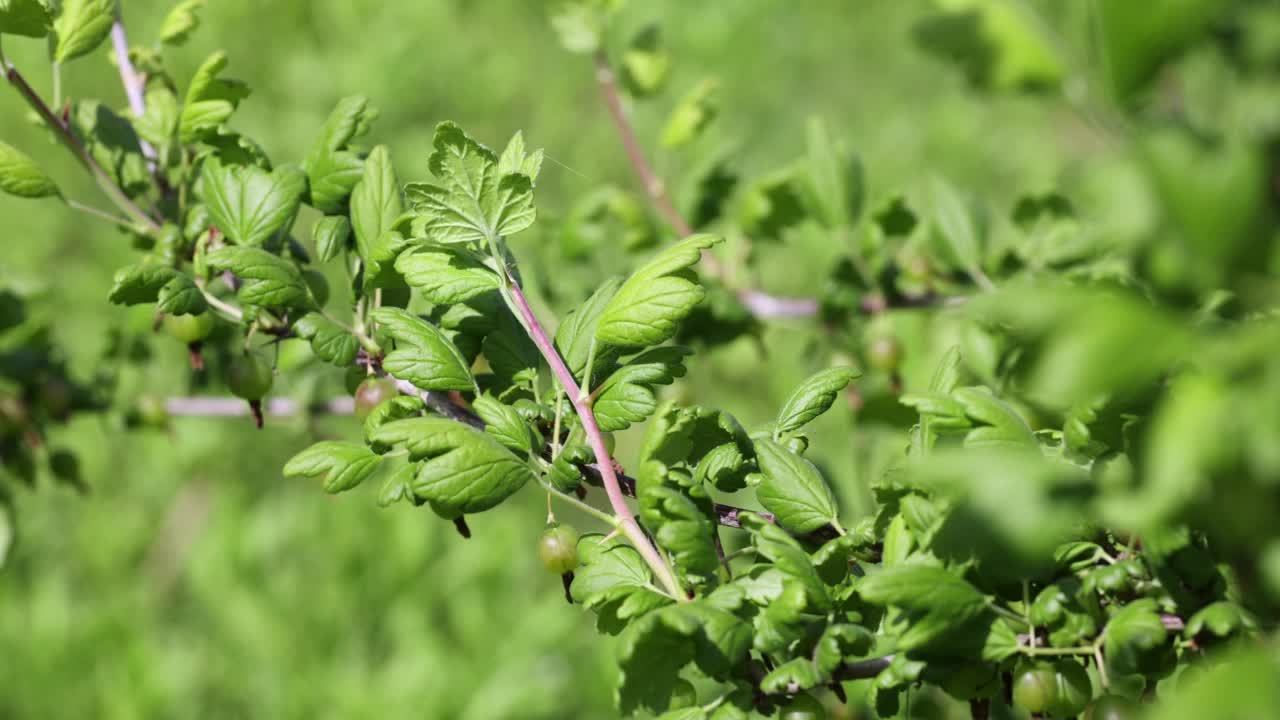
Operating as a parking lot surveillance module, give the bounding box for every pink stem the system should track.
[110,17,157,163]
[592,51,818,320]
[506,282,686,600]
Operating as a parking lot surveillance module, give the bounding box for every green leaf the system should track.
[796,117,863,228]
[405,122,536,246]
[134,86,180,146]
[815,623,875,675]
[927,175,984,276]
[497,130,543,181]
[1153,645,1280,720]
[739,167,806,241]
[108,264,207,315]
[593,346,691,432]
[754,437,839,535]
[481,309,540,389]
[638,462,719,579]
[205,246,312,309]
[661,79,719,148]
[912,448,1091,583]
[952,386,1036,448]
[858,564,990,653]
[312,216,351,263]
[0,141,60,198]
[0,0,52,37]
[617,602,752,714]
[1096,0,1222,100]
[739,512,829,608]
[596,234,723,348]
[159,0,205,46]
[283,441,382,493]
[201,160,306,247]
[554,276,624,379]
[293,312,358,367]
[912,0,1064,92]
[180,51,249,141]
[304,96,377,213]
[472,394,537,454]
[761,658,821,694]
[156,274,208,315]
[1104,599,1173,676]
[620,24,669,96]
[367,417,534,514]
[350,145,406,288]
[395,246,501,304]
[548,0,620,53]
[373,307,473,391]
[774,366,859,437]
[52,0,115,63]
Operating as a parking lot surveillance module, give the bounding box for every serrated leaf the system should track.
[304,96,377,213]
[774,366,859,436]
[638,462,719,579]
[180,52,248,141]
[761,658,821,694]
[661,79,719,148]
[754,438,839,535]
[952,386,1036,448]
[405,122,535,246]
[283,441,382,493]
[108,264,181,305]
[815,623,875,675]
[364,395,425,450]
[596,234,722,348]
[312,216,351,263]
[0,0,52,37]
[927,175,984,275]
[159,0,204,46]
[739,167,806,241]
[134,86,180,146]
[156,274,208,315]
[201,160,306,247]
[620,23,669,96]
[1104,598,1172,676]
[797,117,863,228]
[617,602,752,714]
[497,130,543,181]
[858,564,990,653]
[593,346,691,432]
[472,394,537,454]
[52,0,115,63]
[376,461,417,507]
[205,246,312,308]
[739,512,829,608]
[0,141,60,198]
[367,417,533,514]
[293,312,358,367]
[373,307,473,391]
[554,276,624,379]
[395,247,500,304]
[481,307,540,389]
[350,145,406,288]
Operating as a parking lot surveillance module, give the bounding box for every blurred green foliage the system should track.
[3,0,1280,718]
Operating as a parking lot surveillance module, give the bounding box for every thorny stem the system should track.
[503,280,687,601]
[591,50,820,320]
[1,56,160,232]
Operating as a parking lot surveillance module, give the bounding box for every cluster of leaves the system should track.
[3,1,1280,719]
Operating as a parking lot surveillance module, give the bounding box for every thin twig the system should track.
[591,50,819,320]
[2,58,160,232]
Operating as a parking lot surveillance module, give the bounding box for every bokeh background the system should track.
[0,1,1144,717]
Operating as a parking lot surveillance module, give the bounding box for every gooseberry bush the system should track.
[3,1,1280,718]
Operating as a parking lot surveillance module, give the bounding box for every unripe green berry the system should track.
[354,377,399,419]
[164,312,215,343]
[538,524,580,575]
[226,352,274,401]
